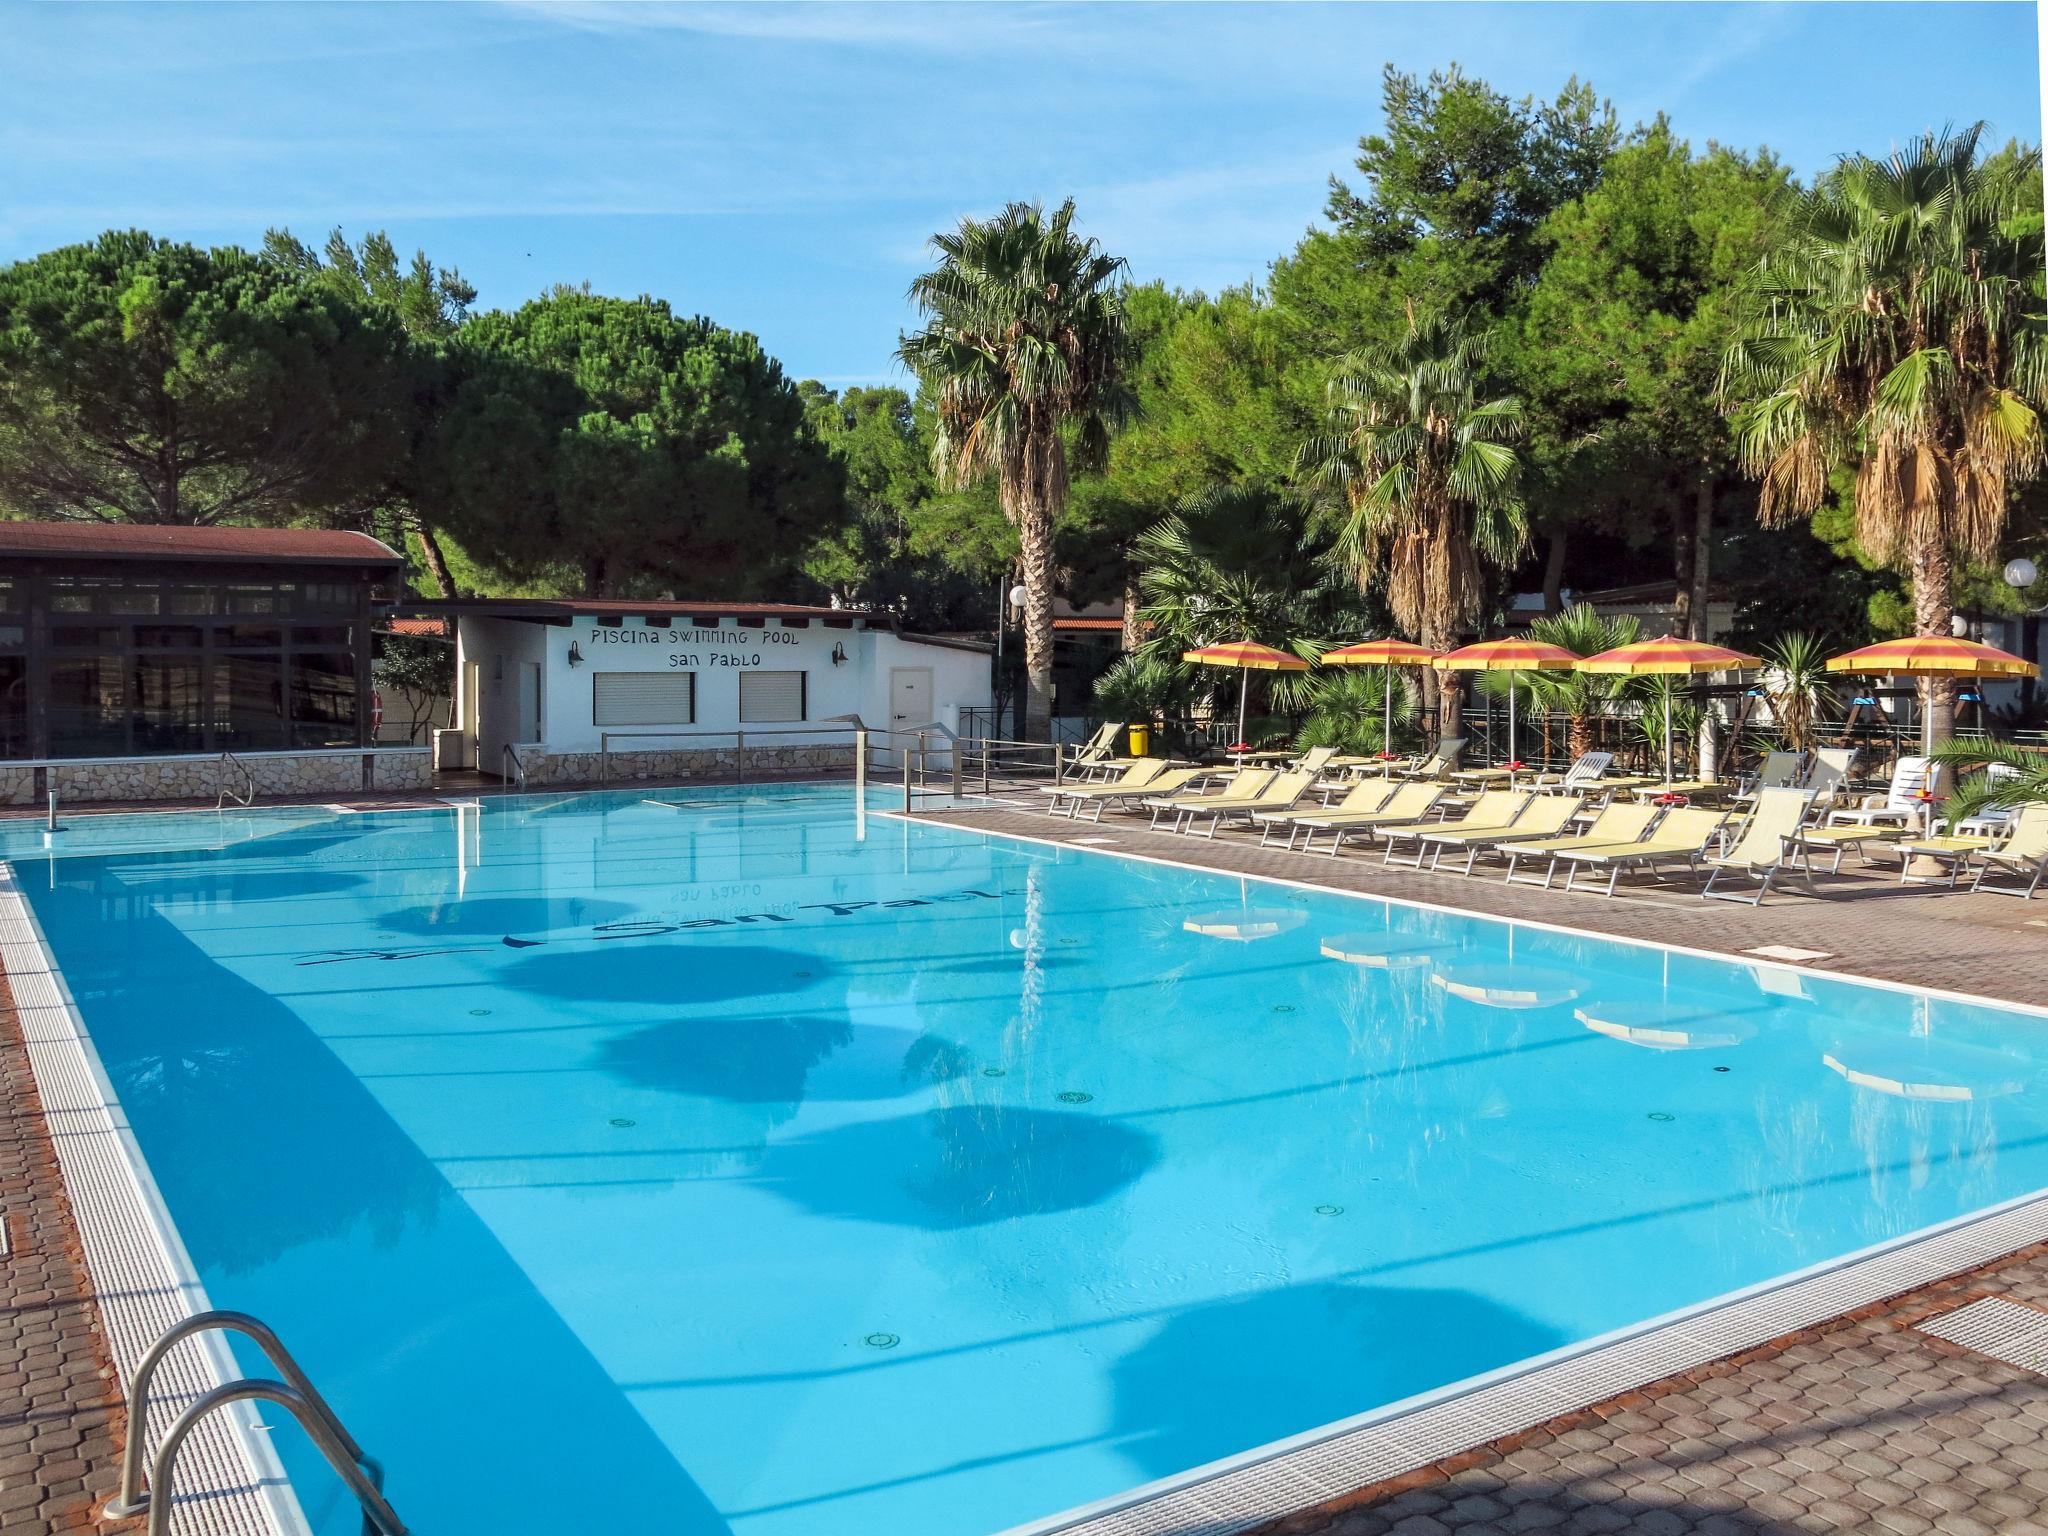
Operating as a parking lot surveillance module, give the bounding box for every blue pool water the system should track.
[12,785,2048,1536]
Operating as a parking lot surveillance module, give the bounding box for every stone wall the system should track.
[521,744,856,786]
[0,750,432,806]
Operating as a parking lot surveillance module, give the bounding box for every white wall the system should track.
[456,614,992,762]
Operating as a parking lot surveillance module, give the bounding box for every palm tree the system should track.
[1300,308,1529,738]
[898,200,1132,740]
[1929,737,2048,827]
[1479,603,1640,760]
[1113,486,1368,736]
[1722,125,2045,745]
[1757,631,1836,754]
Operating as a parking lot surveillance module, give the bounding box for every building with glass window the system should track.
[402,598,993,782]
[0,523,401,761]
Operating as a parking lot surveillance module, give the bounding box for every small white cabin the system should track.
[412,600,992,781]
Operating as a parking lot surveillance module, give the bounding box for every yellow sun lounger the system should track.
[1700,788,1819,905]
[1379,789,1533,869]
[1413,793,1587,875]
[1292,781,1450,856]
[1045,765,1213,822]
[1968,804,2048,898]
[1142,769,1276,829]
[1499,801,1662,888]
[1255,778,1401,849]
[1550,807,1730,897]
[1176,770,1318,838]
[1039,757,1168,812]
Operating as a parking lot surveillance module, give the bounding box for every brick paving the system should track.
[0,966,128,1535]
[1257,1246,2048,1536]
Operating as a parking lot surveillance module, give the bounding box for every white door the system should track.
[518,662,543,743]
[889,667,932,731]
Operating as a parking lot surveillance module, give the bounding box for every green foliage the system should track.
[264,226,476,340]
[1757,631,1837,752]
[1722,125,2045,730]
[1930,738,2048,826]
[1117,485,1368,722]
[1090,650,1202,727]
[1301,308,1528,653]
[1295,667,1418,757]
[1270,64,1618,375]
[1477,602,1640,715]
[0,231,410,525]
[423,289,838,596]
[373,632,455,740]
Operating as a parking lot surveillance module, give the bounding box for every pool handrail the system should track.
[106,1308,406,1536]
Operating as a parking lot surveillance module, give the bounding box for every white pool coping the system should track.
[0,864,306,1536]
[914,809,2048,1536]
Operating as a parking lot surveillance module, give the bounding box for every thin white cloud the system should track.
[493,0,1068,49]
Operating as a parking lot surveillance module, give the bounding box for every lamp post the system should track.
[2007,557,2040,713]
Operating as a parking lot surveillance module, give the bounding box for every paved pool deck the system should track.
[6,783,2048,1534]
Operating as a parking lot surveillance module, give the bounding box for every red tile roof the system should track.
[382,617,452,638]
[1054,616,1128,632]
[0,521,402,565]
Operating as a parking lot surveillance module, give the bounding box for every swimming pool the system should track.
[11,784,2048,1536]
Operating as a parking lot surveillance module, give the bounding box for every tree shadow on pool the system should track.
[1108,1279,1565,1481]
[379,895,637,937]
[596,1016,970,1109]
[757,1107,1157,1229]
[504,943,829,1005]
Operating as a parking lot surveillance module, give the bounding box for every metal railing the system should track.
[501,741,532,792]
[107,1310,405,1536]
[215,751,255,810]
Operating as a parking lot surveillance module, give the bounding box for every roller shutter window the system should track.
[593,672,695,726]
[739,669,807,723]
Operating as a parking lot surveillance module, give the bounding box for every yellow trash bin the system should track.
[1127,723,1152,756]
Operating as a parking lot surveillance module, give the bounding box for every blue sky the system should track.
[5,2,2040,386]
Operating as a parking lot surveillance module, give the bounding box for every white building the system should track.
[410,600,992,782]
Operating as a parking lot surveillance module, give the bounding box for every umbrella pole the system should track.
[1237,669,1250,749]
[1384,670,1394,775]
[1664,689,1674,785]
[1507,682,1517,786]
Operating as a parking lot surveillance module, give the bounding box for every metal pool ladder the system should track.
[106,1309,407,1536]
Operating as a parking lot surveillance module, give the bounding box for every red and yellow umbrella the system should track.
[1182,640,1310,749]
[1827,636,2039,753]
[1825,636,2037,679]
[1433,638,1583,673]
[1578,636,1762,783]
[1434,638,1580,779]
[1322,637,1442,767]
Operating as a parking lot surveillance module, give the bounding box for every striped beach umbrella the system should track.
[1826,637,2039,751]
[1181,640,1310,749]
[1579,636,1761,783]
[1434,638,1580,781]
[1322,637,1442,769]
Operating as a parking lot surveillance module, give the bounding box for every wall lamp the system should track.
[567,641,584,667]
[830,643,848,666]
